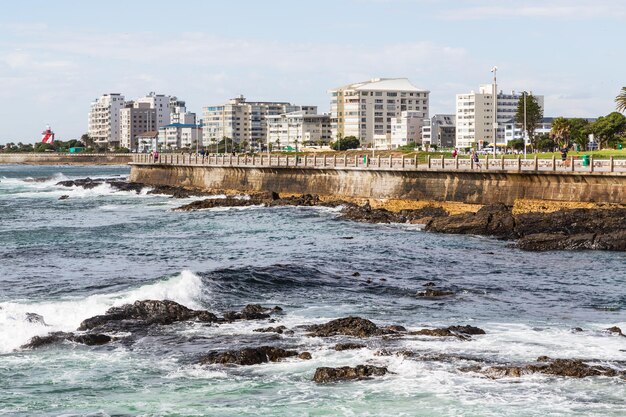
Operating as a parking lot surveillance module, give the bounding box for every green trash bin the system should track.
[582,155,590,166]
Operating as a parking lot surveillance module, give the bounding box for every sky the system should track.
[0,0,624,143]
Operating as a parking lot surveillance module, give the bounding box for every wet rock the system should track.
[299,352,312,360]
[223,304,282,321]
[306,316,395,338]
[334,343,366,351]
[78,300,218,332]
[416,289,454,297]
[425,204,515,239]
[58,195,69,200]
[516,230,626,251]
[25,312,47,326]
[422,282,436,287]
[478,358,624,379]
[410,325,485,340]
[352,272,361,277]
[313,365,388,383]
[21,331,112,349]
[199,346,299,366]
[254,325,288,334]
[607,326,626,337]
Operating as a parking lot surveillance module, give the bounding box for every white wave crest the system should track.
[0,270,206,354]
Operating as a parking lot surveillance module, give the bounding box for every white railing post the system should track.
[455,155,459,170]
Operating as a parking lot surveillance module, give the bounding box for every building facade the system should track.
[455,85,544,149]
[329,78,430,147]
[135,92,172,128]
[386,111,425,149]
[88,93,125,147]
[119,103,157,150]
[422,114,456,148]
[266,110,331,150]
[158,123,202,150]
[202,95,303,150]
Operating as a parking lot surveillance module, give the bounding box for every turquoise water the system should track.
[0,164,625,416]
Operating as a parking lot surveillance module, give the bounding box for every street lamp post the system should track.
[522,91,528,159]
[491,66,498,159]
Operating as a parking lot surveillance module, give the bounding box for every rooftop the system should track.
[332,78,428,92]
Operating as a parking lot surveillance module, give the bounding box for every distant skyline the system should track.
[1,0,624,143]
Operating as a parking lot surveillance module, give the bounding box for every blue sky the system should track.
[0,0,624,143]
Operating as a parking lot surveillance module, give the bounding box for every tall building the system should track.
[158,123,202,150]
[119,102,157,150]
[455,85,544,149]
[135,92,172,128]
[170,99,196,125]
[329,78,430,147]
[202,95,302,149]
[266,110,331,150]
[88,93,125,147]
[386,111,425,149]
[422,114,456,148]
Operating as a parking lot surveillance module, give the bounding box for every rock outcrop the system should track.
[410,325,486,340]
[306,316,403,338]
[477,357,625,379]
[313,365,388,383]
[21,331,112,349]
[199,346,299,366]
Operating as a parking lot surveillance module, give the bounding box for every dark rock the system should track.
[425,204,515,239]
[78,300,218,331]
[313,365,388,383]
[422,282,436,287]
[299,352,312,360]
[410,325,485,340]
[383,325,407,333]
[223,304,282,321]
[479,358,623,379]
[416,289,454,297]
[334,343,367,351]
[199,346,299,366]
[352,272,361,277]
[58,195,69,200]
[572,327,584,332]
[25,312,47,326]
[254,325,287,334]
[516,230,626,251]
[21,331,112,349]
[307,317,383,338]
[607,326,626,336]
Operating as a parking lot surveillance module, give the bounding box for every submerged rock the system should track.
[21,331,112,349]
[254,325,288,334]
[410,325,486,340]
[58,195,69,200]
[199,346,299,366]
[416,289,454,297]
[334,343,367,351]
[78,300,218,332]
[313,365,388,383]
[477,357,625,379]
[25,312,47,326]
[223,304,282,321]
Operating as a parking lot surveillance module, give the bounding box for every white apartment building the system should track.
[385,111,424,149]
[88,93,125,147]
[503,117,597,144]
[135,92,172,128]
[422,114,456,148]
[170,101,196,125]
[202,95,302,150]
[119,102,157,150]
[266,111,331,150]
[456,85,544,149]
[329,78,430,147]
[158,123,202,150]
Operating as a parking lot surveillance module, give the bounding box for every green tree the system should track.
[507,139,524,151]
[331,136,360,151]
[550,117,571,148]
[534,133,556,152]
[587,112,626,149]
[217,137,240,153]
[567,118,590,151]
[515,94,543,147]
[615,87,626,113]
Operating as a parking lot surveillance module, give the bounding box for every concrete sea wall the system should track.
[0,153,132,165]
[129,164,626,205]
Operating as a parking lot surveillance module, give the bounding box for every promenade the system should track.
[132,153,626,175]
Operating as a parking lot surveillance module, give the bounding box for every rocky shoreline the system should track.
[20,299,626,383]
[56,178,626,252]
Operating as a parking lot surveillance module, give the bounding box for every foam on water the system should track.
[0,270,205,353]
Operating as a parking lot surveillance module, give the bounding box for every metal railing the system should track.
[131,153,626,174]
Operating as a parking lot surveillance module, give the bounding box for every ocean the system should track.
[0,164,624,417]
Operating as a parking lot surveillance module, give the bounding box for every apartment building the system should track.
[385,111,424,149]
[202,95,302,149]
[329,78,430,147]
[119,102,157,150]
[158,123,202,150]
[456,85,544,149]
[135,92,172,128]
[422,114,456,148]
[266,110,331,150]
[88,93,125,147]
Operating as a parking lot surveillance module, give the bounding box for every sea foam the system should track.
[0,270,205,353]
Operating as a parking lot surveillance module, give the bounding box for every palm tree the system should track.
[616,87,626,113]
[551,117,571,149]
